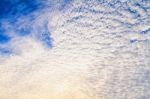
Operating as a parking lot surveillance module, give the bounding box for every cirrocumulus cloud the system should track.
[0,0,150,99]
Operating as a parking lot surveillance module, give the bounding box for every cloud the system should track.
[0,0,150,99]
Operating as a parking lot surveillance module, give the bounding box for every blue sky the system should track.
[0,0,150,98]
[0,0,39,18]
[0,0,72,55]
[0,0,41,55]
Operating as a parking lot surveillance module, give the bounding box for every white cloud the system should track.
[0,0,150,99]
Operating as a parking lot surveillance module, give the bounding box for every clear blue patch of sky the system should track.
[0,27,11,44]
[35,22,52,48]
[0,0,43,19]
[0,33,10,44]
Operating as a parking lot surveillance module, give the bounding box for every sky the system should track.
[0,0,150,99]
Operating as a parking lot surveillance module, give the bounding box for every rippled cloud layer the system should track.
[0,0,150,99]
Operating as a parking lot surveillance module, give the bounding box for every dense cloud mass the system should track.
[0,0,150,99]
